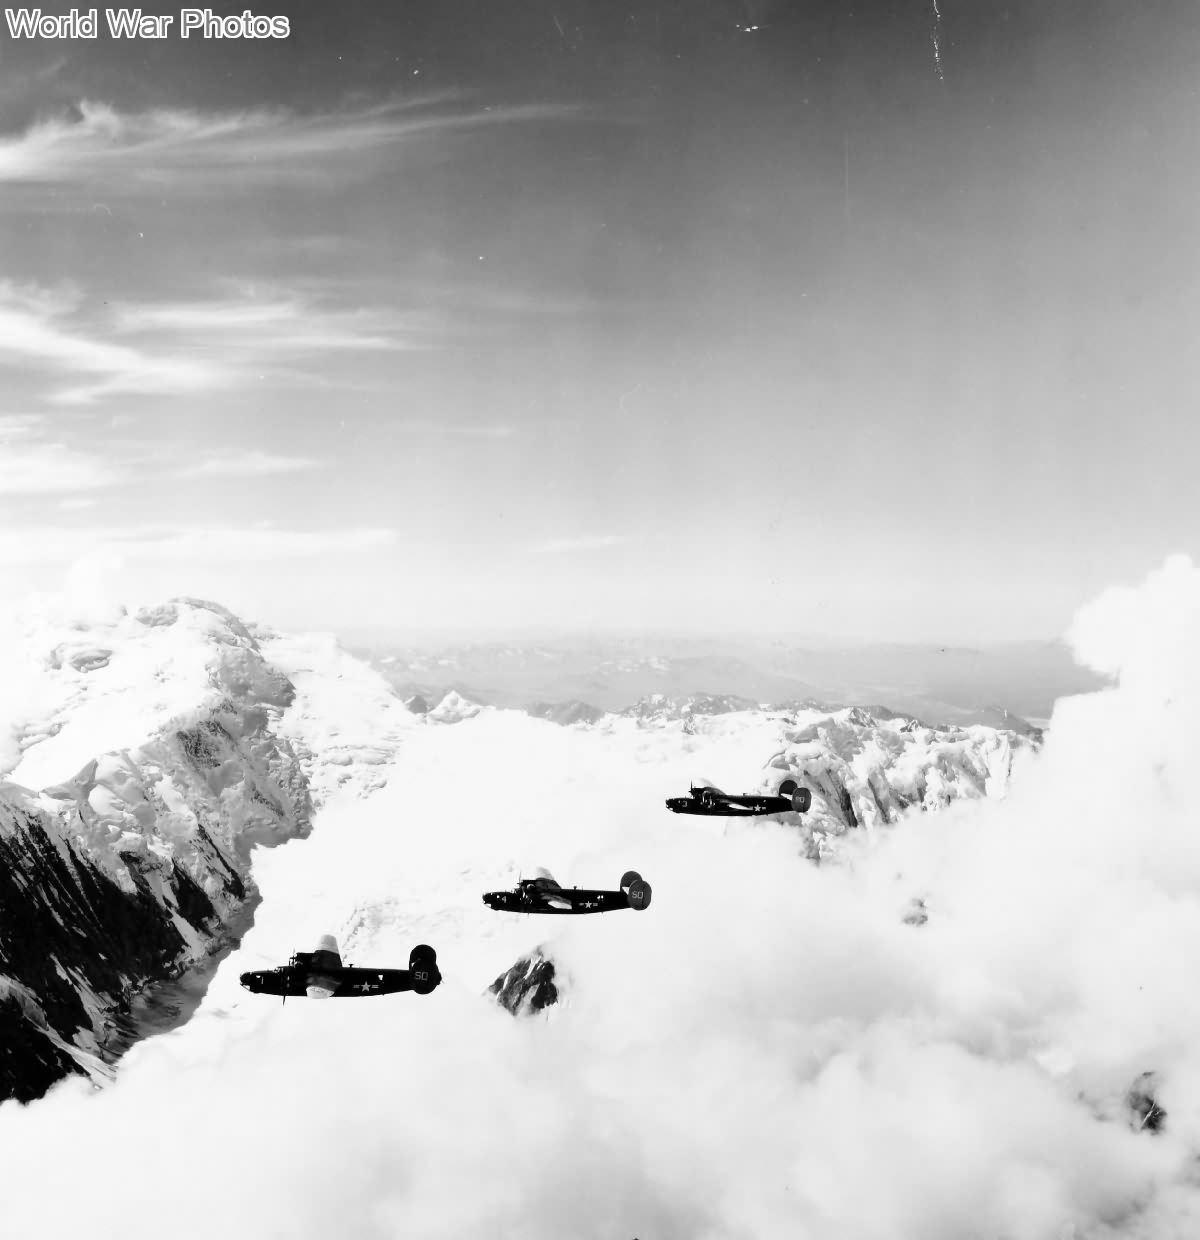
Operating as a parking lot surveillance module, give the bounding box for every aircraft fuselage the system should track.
[239,963,424,998]
[482,886,634,915]
[239,946,441,998]
[665,793,793,816]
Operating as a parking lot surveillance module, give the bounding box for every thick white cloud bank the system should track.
[2,558,1200,1239]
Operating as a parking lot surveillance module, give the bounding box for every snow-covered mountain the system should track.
[0,599,314,1099]
[621,691,764,721]
[412,687,1034,847]
[425,688,484,724]
[2,558,1196,1240]
[597,698,1033,851]
[761,704,1028,845]
[0,602,1035,1102]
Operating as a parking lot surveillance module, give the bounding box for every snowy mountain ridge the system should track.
[0,598,318,1098]
[0,597,1035,1103]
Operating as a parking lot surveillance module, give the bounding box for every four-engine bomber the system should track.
[666,776,812,817]
[239,935,441,1001]
[483,868,652,915]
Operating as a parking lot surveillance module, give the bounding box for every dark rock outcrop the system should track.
[489,949,559,1016]
[1128,1071,1167,1133]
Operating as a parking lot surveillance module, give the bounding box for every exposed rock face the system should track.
[1128,1071,1167,1133]
[489,948,559,1016]
[0,598,312,1101]
[0,800,195,1100]
[524,700,605,726]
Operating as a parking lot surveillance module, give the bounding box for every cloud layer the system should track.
[0,557,1197,1238]
[0,524,396,567]
[531,534,629,554]
[0,280,424,404]
[0,417,321,494]
[0,97,577,187]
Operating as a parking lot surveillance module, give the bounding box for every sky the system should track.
[0,0,1197,642]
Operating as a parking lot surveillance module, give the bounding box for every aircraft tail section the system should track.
[627,878,652,910]
[777,777,812,813]
[408,945,441,995]
[621,870,652,911]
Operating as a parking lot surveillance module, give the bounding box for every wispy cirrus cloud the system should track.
[395,421,517,438]
[171,452,321,480]
[0,438,119,494]
[0,524,396,566]
[110,293,430,356]
[0,96,578,187]
[0,413,48,436]
[530,535,629,554]
[0,418,324,495]
[0,281,215,404]
[0,280,426,404]
[0,413,117,495]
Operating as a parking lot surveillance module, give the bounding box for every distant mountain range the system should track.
[356,636,1102,730]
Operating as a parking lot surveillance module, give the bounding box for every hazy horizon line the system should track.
[333,625,1075,652]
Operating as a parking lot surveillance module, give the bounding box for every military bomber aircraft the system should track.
[665,775,812,817]
[482,868,652,915]
[239,934,441,1002]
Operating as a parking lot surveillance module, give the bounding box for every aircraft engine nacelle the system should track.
[621,870,652,911]
[409,944,441,995]
[305,974,339,999]
[777,777,812,814]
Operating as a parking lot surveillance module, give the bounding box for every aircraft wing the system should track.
[312,934,342,969]
[545,893,573,911]
[693,773,724,790]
